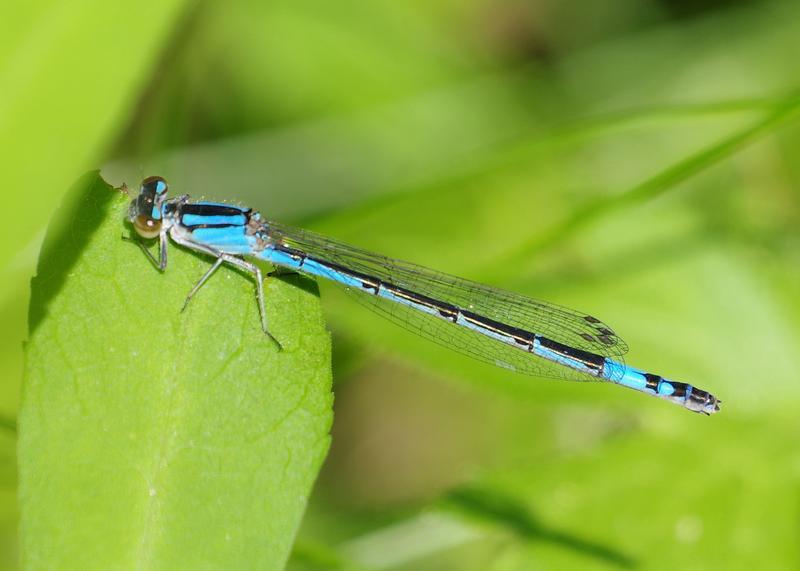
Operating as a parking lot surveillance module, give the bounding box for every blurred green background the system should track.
[2,0,800,569]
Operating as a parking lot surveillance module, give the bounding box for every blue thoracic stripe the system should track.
[190,227,255,254]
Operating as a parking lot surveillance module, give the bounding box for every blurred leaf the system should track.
[103,72,550,221]
[0,431,18,571]
[336,512,483,571]
[19,173,333,569]
[326,413,800,570]
[436,415,800,570]
[103,90,791,226]
[0,292,27,421]
[0,0,189,283]
[440,486,634,569]
[493,95,800,273]
[113,0,486,156]
[290,539,352,571]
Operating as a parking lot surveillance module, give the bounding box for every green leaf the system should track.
[19,173,333,570]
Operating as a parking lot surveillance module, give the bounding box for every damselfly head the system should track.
[129,176,168,239]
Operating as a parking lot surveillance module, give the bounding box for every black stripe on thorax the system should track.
[179,203,249,217]
[176,202,252,230]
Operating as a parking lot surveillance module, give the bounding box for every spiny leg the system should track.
[122,231,169,271]
[181,257,225,312]
[169,233,283,350]
[218,254,283,350]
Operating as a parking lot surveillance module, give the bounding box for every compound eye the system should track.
[133,214,162,239]
[141,175,168,196]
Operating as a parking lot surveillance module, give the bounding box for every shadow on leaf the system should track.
[442,485,636,569]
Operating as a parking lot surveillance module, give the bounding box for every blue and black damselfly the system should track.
[123,176,721,415]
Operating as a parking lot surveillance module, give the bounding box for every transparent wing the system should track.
[269,222,628,382]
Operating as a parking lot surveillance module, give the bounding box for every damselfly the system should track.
[124,176,720,415]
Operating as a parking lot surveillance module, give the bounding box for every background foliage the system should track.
[2,0,800,569]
